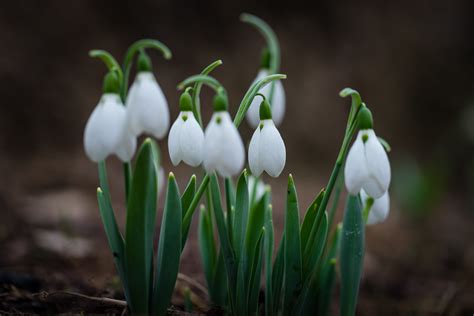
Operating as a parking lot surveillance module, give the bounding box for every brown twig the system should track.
[38,290,127,307]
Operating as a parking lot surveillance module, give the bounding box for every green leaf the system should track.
[151,173,182,316]
[248,229,265,315]
[225,178,235,245]
[198,205,216,290]
[283,175,302,314]
[209,174,237,304]
[125,139,159,314]
[340,195,365,316]
[97,188,129,302]
[232,171,249,261]
[211,250,229,307]
[271,234,285,315]
[300,188,325,252]
[293,212,328,314]
[181,175,197,249]
[317,224,342,316]
[264,206,274,316]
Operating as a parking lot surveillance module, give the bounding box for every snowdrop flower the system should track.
[248,97,286,177]
[246,68,285,128]
[168,90,204,167]
[203,93,245,177]
[126,52,170,139]
[344,107,391,198]
[84,73,136,162]
[361,189,390,225]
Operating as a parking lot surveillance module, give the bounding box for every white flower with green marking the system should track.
[126,72,170,139]
[168,111,204,167]
[203,111,245,177]
[246,69,285,128]
[344,129,391,198]
[84,93,136,162]
[361,189,390,225]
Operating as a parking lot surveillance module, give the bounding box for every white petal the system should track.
[204,112,245,177]
[248,127,263,176]
[259,120,286,177]
[179,112,204,167]
[344,131,370,195]
[126,72,170,139]
[84,94,125,162]
[245,69,286,128]
[168,114,185,166]
[363,129,391,198]
[361,190,390,225]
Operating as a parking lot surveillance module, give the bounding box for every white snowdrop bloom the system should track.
[344,129,391,198]
[84,93,135,162]
[248,119,286,177]
[248,175,266,202]
[246,69,285,128]
[361,189,390,225]
[203,111,245,177]
[126,72,170,139]
[168,111,204,167]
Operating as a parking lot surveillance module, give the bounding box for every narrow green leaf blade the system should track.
[264,206,274,316]
[248,229,265,315]
[181,175,197,249]
[317,224,342,316]
[152,173,182,316]
[97,188,129,302]
[125,139,158,314]
[233,170,249,262]
[283,175,302,314]
[209,174,237,302]
[271,234,285,315]
[340,195,365,316]
[300,189,325,252]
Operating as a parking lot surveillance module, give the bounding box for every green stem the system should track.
[240,13,280,74]
[178,74,224,93]
[193,60,223,127]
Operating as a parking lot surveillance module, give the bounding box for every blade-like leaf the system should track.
[272,234,285,315]
[283,175,302,314]
[248,228,265,315]
[125,139,159,314]
[209,174,237,304]
[233,170,249,261]
[152,173,182,316]
[97,188,129,302]
[317,224,342,316]
[181,175,197,249]
[302,211,328,275]
[264,206,274,316]
[225,178,235,245]
[340,195,365,316]
[211,250,229,307]
[300,188,325,251]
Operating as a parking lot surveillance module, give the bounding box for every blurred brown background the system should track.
[0,0,473,314]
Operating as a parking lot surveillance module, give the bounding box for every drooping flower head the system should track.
[168,89,204,167]
[248,96,286,177]
[126,51,170,139]
[84,71,137,162]
[203,91,245,177]
[344,106,391,198]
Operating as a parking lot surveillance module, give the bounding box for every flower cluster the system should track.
[84,61,287,179]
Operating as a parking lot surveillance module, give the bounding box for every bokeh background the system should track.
[1,0,473,314]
